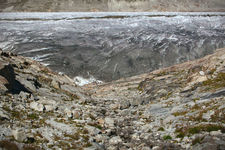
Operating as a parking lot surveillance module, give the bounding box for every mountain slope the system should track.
[85,47,225,149]
[0,47,225,149]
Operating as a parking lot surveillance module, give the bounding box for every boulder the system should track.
[0,61,14,91]
[18,91,30,101]
[30,102,45,112]
[64,108,73,118]
[51,79,61,89]
[109,136,122,145]
[0,109,9,120]
[84,125,101,136]
[105,117,114,127]
[12,129,27,142]
[202,110,215,121]
[16,76,36,92]
[0,75,8,94]
[119,100,130,109]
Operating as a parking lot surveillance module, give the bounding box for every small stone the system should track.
[120,100,130,109]
[140,124,151,133]
[30,102,45,112]
[120,109,131,116]
[110,103,119,110]
[18,91,30,101]
[202,110,215,121]
[12,129,26,142]
[64,108,73,118]
[131,133,140,140]
[142,147,151,150]
[130,98,143,106]
[72,110,82,119]
[105,129,112,136]
[51,79,61,89]
[94,134,108,143]
[91,141,105,150]
[109,136,122,145]
[97,118,105,125]
[199,71,205,76]
[210,130,222,136]
[85,125,100,136]
[45,105,54,112]
[105,117,114,127]
[0,109,9,120]
[140,133,151,140]
[152,146,160,150]
[163,115,176,124]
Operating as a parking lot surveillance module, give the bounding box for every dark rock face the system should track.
[0,52,30,94]
[0,61,14,92]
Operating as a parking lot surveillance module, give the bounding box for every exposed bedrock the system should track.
[0,0,225,12]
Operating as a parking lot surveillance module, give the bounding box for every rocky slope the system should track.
[0,0,225,12]
[0,47,225,150]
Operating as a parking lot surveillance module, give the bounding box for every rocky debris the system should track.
[109,136,122,145]
[85,47,225,150]
[30,102,45,112]
[0,47,225,149]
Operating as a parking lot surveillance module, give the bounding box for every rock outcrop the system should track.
[0,47,225,149]
[0,0,225,12]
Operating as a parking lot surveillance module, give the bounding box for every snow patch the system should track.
[74,76,103,86]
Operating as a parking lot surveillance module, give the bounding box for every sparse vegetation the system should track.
[163,135,172,140]
[202,72,225,91]
[27,113,39,120]
[64,133,80,141]
[161,91,173,100]
[192,136,204,145]
[172,111,188,117]
[158,127,165,131]
[176,124,225,136]
[157,71,168,77]
[192,98,200,102]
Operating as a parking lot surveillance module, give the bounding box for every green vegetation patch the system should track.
[163,135,172,140]
[211,109,225,123]
[176,124,225,137]
[172,111,188,117]
[202,72,225,91]
[158,127,165,131]
[27,113,39,120]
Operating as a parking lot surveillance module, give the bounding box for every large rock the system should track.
[0,109,9,120]
[30,102,45,112]
[16,76,37,92]
[12,129,27,142]
[109,136,122,145]
[0,61,15,92]
[105,117,114,128]
[0,75,8,94]
[0,60,30,94]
